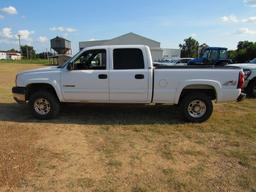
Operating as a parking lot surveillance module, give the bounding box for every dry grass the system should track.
[0,63,255,192]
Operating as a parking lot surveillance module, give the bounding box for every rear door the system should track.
[109,48,150,103]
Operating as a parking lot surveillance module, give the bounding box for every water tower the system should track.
[50,36,72,65]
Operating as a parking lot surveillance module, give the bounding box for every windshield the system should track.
[58,50,83,68]
[202,50,210,59]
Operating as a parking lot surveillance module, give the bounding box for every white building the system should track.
[79,33,180,61]
[7,52,22,60]
[0,51,7,60]
[0,51,22,60]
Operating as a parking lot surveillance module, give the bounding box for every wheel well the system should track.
[26,83,59,101]
[246,77,256,96]
[179,85,217,104]
[248,77,256,85]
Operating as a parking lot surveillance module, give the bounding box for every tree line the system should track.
[179,37,256,63]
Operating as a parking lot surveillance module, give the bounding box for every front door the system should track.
[61,49,109,102]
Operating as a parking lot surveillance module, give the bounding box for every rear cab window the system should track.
[113,48,145,70]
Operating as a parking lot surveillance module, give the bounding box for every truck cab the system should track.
[189,47,232,66]
[61,46,153,103]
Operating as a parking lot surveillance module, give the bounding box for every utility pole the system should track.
[18,34,22,56]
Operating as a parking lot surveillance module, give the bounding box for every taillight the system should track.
[237,71,245,89]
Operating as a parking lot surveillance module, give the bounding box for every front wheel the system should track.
[180,93,213,123]
[29,91,60,120]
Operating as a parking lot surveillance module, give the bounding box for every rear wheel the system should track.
[246,79,256,98]
[29,91,60,119]
[180,93,213,123]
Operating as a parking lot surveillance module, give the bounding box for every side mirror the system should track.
[67,63,72,71]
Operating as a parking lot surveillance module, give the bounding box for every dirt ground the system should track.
[0,63,255,192]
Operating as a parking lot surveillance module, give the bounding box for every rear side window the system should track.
[113,49,144,70]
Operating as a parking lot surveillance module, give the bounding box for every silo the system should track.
[50,36,72,65]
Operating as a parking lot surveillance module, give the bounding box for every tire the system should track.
[29,91,60,120]
[180,93,213,123]
[246,79,256,98]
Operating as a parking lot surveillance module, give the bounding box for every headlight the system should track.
[243,69,251,80]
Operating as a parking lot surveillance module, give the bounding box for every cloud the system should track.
[221,15,256,24]
[244,0,256,7]
[191,33,197,38]
[236,28,256,35]
[0,27,13,39]
[221,15,239,23]
[16,30,34,42]
[38,36,48,43]
[50,26,77,33]
[242,16,256,23]
[0,15,4,20]
[0,6,17,15]
[66,28,76,32]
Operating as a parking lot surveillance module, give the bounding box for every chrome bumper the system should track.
[12,87,27,104]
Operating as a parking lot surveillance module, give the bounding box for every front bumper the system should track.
[12,87,27,104]
[237,93,246,102]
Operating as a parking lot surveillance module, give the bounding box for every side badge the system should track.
[223,80,237,86]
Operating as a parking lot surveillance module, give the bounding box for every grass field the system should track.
[0,59,51,65]
[0,63,255,192]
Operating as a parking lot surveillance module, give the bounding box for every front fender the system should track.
[24,78,64,102]
[174,79,222,104]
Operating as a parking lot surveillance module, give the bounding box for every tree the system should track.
[21,45,36,59]
[179,37,200,58]
[8,48,19,52]
[228,50,237,62]
[234,41,256,62]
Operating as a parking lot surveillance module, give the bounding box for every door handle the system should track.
[98,74,108,79]
[135,74,144,79]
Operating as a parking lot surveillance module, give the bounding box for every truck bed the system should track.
[154,63,240,70]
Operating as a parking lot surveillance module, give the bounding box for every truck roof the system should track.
[206,47,228,50]
[81,45,149,51]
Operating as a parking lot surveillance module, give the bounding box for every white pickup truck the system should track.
[12,45,246,122]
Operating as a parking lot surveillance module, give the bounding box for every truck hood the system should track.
[228,63,256,70]
[18,66,60,75]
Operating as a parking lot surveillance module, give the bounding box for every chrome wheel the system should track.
[34,98,51,115]
[187,100,207,118]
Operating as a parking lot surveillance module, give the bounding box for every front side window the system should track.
[71,49,106,70]
[113,49,144,70]
[219,50,228,60]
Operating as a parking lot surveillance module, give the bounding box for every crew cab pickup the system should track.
[12,45,245,122]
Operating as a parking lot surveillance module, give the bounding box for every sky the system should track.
[0,0,256,53]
